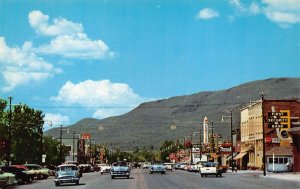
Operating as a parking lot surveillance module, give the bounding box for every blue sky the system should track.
[0,0,299,130]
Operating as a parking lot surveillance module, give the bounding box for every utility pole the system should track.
[73,131,76,161]
[261,94,266,176]
[7,96,12,166]
[60,125,62,164]
[230,110,234,172]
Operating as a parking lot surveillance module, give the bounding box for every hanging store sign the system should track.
[267,110,290,128]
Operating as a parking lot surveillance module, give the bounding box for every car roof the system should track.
[58,164,77,167]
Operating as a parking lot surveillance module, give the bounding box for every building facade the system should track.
[238,99,300,172]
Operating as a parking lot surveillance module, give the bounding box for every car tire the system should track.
[111,176,115,179]
[55,182,60,186]
[127,176,129,179]
[76,181,79,185]
[219,174,222,177]
[201,174,204,177]
[216,174,218,177]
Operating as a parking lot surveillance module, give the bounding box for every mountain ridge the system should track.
[45,77,300,150]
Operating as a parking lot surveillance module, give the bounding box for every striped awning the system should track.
[233,152,248,160]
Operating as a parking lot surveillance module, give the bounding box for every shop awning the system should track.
[233,152,248,160]
[225,152,237,161]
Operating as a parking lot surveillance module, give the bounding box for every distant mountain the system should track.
[45,78,300,150]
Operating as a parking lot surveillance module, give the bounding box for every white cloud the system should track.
[51,80,148,119]
[0,37,61,92]
[29,10,83,36]
[43,113,70,131]
[262,0,300,27]
[229,0,300,27]
[230,0,247,12]
[28,10,115,59]
[196,8,219,20]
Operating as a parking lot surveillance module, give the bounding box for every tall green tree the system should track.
[10,104,44,164]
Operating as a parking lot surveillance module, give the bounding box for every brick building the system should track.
[238,99,300,172]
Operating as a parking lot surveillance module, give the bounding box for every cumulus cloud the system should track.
[263,0,300,27]
[51,80,148,119]
[0,37,61,92]
[43,113,70,130]
[196,8,219,20]
[28,10,115,59]
[229,0,300,27]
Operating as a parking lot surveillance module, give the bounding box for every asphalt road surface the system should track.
[8,169,300,189]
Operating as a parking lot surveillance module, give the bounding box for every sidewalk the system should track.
[263,172,300,182]
[227,170,300,182]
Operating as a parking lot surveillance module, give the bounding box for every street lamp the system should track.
[221,110,234,172]
[7,96,12,166]
[59,125,69,164]
[73,131,81,161]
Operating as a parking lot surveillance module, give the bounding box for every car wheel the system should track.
[201,174,204,177]
[205,175,207,177]
[101,172,103,175]
[111,176,115,179]
[127,176,129,179]
[55,182,60,186]
[219,174,222,177]
[76,181,79,185]
[216,174,218,177]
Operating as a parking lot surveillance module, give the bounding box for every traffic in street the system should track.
[8,168,300,189]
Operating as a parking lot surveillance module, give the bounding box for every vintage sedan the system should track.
[200,162,223,177]
[54,164,80,186]
[110,162,130,179]
[98,164,111,174]
[24,164,50,179]
[149,164,166,174]
[0,168,18,188]
[1,166,34,184]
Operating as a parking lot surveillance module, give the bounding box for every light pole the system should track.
[72,131,81,161]
[221,110,234,172]
[261,94,266,176]
[59,125,69,164]
[7,96,12,166]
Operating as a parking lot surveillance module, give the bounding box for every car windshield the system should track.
[59,166,78,171]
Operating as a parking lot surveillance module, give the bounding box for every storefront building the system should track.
[238,99,300,172]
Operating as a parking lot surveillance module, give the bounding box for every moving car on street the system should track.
[199,162,223,177]
[110,162,130,179]
[98,164,111,174]
[149,164,166,174]
[54,164,80,186]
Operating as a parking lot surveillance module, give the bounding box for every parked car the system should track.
[54,164,80,186]
[98,164,111,174]
[163,163,174,171]
[79,164,92,173]
[110,162,130,179]
[1,166,34,184]
[149,164,166,174]
[200,162,223,177]
[24,164,50,179]
[0,168,18,188]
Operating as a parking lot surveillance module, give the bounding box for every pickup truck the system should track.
[199,162,223,177]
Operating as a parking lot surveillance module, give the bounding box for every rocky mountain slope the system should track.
[46,78,300,150]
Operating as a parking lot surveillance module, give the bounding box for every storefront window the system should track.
[269,158,273,163]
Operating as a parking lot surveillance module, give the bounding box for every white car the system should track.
[98,164,111,174]
[142,162,151,169]
[163,163,174,171]
[200,162,223,177]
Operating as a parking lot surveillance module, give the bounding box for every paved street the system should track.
[7,169,300,189]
